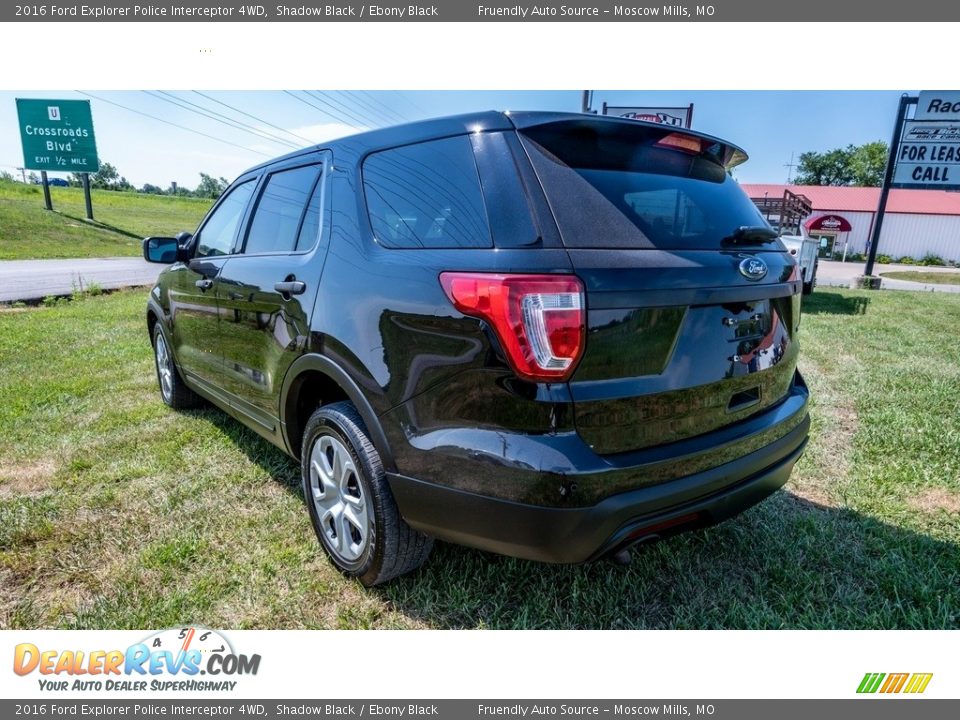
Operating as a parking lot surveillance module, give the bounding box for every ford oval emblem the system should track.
[738,256,768,281]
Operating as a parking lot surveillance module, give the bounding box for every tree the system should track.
[794,141,888,187]
[140,183,165,195]
[91,162,120,189]
[195,173,229,199]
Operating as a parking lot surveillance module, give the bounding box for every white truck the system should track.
[779,234,819,295]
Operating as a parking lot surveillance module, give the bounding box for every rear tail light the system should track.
[439,272,585,382]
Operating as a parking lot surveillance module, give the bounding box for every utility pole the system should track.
[17,167,26,183]
[784,152,796,183]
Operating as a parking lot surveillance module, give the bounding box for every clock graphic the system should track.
[140,626,233,662]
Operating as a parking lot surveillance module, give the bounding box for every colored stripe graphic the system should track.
[857,672,932,694]
[904,673,933,694]
[880,673,909,693]
[857,673,885,693]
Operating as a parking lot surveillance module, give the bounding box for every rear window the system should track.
[519,121,768,250]
[363,136,492,249]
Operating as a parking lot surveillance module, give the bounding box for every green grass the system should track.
[0,179,211,260]
[881,270,960,286]
[0,288,958,629]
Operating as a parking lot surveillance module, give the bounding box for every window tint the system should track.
[520,123,766,250]
[363,136,492,249]
[195,180,255,258]
[294,170,326,251]
[245,164,322,255]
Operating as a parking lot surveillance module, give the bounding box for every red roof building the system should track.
[741,184,960,262]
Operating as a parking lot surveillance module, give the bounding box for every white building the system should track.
[742,184,960,263]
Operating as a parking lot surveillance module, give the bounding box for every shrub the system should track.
[920,253,946,267]
[845,252,865,262]
[876,254,893,265]
[897,255,916,265]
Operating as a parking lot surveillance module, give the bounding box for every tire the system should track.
[152,324,203,410]
[301,401,433,586]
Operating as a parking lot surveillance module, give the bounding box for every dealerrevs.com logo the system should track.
[13,627,260,692]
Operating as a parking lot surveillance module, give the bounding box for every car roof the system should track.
[243,110,748,174]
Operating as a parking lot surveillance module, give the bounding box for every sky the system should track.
[0,90,915,189]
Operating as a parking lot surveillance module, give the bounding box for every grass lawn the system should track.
[0,179,211,260]
[881,270,960,286]
[0,288,957,629]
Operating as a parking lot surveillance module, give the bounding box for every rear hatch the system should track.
[516,116,801,455]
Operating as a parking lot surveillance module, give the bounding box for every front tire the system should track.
[301,401,433,586]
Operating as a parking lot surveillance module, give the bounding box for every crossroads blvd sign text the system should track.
[16,98,100,173]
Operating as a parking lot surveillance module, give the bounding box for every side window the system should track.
[363,135,492,249]
[244,164,322,255]
[295,169,326,251]
[195,179,256,258]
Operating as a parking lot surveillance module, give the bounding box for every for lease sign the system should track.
[893,120,960,188]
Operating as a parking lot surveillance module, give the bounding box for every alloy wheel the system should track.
[308,434,370,563]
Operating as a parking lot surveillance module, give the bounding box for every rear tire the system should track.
[301,401,433,586]
[152,324,203,409]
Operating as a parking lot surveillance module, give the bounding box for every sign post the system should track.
[15,98,99,217]
[39,170,52,211]
[863,95,917,280]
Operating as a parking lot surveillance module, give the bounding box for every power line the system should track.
[77,92,272,157]
[191,91,319,145]
[303,90,378,128]
[304,90,383,127]
[145,91,303,151]
[284,90,369,130]
[343,90,408,125]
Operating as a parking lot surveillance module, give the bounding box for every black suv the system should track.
[144,112,810,586]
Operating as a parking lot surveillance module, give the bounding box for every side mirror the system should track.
[143,236,179,264]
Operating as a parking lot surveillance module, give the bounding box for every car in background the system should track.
[779,234,819,295]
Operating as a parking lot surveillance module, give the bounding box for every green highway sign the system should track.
[16,98,99,173]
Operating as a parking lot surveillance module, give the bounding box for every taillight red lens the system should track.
[439,272,585,382]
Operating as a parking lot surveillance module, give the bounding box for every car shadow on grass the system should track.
[187,407,959,629]
[376,491,959,629]
[802,293,870,316]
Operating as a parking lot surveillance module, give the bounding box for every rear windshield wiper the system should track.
[723,226,779,245]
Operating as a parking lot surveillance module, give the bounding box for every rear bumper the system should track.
[387,378,810,563]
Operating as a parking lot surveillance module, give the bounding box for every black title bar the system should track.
[5,0,960,22]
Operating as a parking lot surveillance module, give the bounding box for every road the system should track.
[816,259,960,293]
[1,256,958,303]
[0,256,161,302]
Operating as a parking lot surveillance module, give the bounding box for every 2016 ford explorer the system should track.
[143,112,810,586]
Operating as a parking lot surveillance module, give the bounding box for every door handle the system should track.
[274,280,306,295]
[195,278,214,291]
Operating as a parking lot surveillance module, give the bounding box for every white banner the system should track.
[1,630,955,700]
